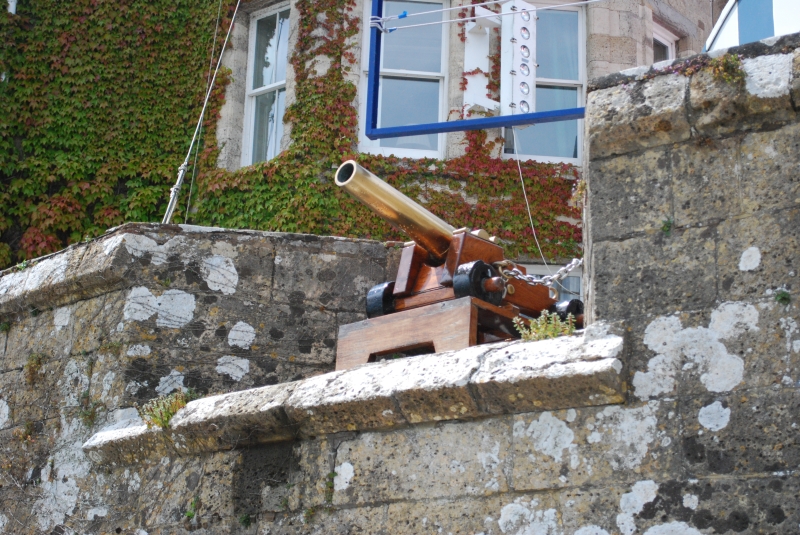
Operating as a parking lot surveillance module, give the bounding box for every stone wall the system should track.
[2,34,800,535]
[583,32,800,533]
[0,223,397,533]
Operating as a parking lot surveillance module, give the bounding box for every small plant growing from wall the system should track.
[324,471,337,505]
[661,218,673,237]
[184,496,200,520]
[513,312,576,342]
[238,514,251,527]
[709,53,745,85]
[136,388,199,429]
[12,421,36,443]
[24,353,45,386]
[78,390,105,428]
[97,342,122,353]
[775,290,791,306]
[0,321,10,333]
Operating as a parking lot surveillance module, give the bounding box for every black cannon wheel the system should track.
[366,281,396,318]
[452,260,504,306]
[548,298,584,321]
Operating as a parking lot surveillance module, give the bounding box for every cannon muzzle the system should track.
[335,161,455,262]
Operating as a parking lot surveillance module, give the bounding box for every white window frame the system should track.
[652,23,678,63]
[241,2,291,167]
[358,0,450,159]
[503,1,585,167]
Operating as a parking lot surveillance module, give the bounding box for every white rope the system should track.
[371,0,609,33]
[511,126,553,274]
[185,0,226,224]
[511,125,584,294]
[162,0,242,225]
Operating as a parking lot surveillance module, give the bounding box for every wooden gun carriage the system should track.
[334,161,578,370]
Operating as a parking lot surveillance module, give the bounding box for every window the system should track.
[522,264,583,302]
[504,4,585,164]
[653,23,678,64]
[242,4,290,165]
[359,0,448,158]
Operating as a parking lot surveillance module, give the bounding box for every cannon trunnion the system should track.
[334,161,559,370]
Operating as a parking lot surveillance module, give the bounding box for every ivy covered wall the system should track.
[0,0,581,270]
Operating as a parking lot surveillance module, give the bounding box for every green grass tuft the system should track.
[136,388,199,429]
[513,312,576,342]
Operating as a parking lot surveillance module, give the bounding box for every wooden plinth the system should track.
[335,297,520,371]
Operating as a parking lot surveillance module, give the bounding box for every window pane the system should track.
[506,86,578,158]
[382,1,442,72]
[557,276,581,301]
[379,77,439,151]
[537,10,579,80]
[252,89,286,163]
[653,38,669,62]
[253,9,290,89]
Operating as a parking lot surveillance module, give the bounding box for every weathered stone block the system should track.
[717,208,800,303]
[587,147,672,241]
[624,299,796,403]
[169,383,296,450]
[0,268,29,316]
[262,503,388,535]
[587,74,691,159]
[6,358,87,424]
[134,451,237,527]
[384,493,562,535]
[739,123,800,215]
[82,421,173,465]
[254,304,338,366]
[2,309,79,370]
[511,400,681,492]
[0,245,90,317]
[559,476,800,535]
[332,418,513,505]
[272,237,387,314]
[471,336,625,415]
[591,227,717,321]
[287,436,332,513]
[680,387,800,478]
[671,137,742,226]
[284,363,406,436]
[689,54,796,136]
[557,484,620,534]
[387,344,490,423]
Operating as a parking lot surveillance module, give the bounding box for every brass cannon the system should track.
[334,161,563,370]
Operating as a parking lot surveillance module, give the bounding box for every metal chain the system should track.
[493,257,583,288]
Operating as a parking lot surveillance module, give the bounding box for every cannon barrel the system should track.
[335,161,455,262]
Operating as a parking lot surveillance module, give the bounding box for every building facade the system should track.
[215,0,713,171]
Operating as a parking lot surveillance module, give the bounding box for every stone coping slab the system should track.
[586,32,799,159]
[0,222,387,316]
[588,32,800,91]
[82,322,626,465]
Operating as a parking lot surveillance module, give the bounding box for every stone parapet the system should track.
[0,223,398,406]
[587,32,800,160]
[576,30,800,535]
[82,324,625,465]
